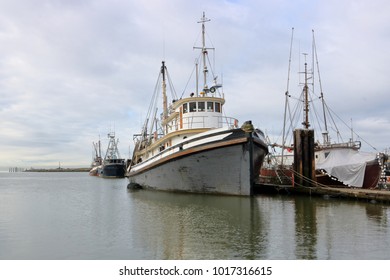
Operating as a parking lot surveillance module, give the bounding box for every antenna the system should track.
[162,23,166,61]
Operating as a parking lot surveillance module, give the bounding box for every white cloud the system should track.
[1,0,389,168]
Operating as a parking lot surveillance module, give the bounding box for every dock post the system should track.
[293,129,316,187]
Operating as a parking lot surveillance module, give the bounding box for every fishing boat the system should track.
[260,30,382,189]
[314,139,382,189]
[126,13,268,196]
[100,132,126,178]
[89,139,102,176]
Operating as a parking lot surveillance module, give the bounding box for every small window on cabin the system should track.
[207,101,214,112]
[198,102,205,112]
[183,103,188,113]
[324,152,330,159]
[215,102,221,113]
[189,102,197,112]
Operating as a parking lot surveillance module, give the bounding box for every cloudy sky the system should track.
[1,0,389,169]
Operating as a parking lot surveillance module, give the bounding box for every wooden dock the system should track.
[254,183,390,204]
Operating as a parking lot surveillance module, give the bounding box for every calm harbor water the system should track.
[0,172,389,260]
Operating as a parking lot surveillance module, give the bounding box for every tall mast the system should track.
[161,61,168,123]
[200,12,209,92]
[281,27,294,166]
[195,12,212,94]
[302,54,310,129]
[98,137,102,161]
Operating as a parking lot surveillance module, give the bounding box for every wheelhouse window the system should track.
[198,101,205,112]
[189,102,197,112]
[215,102,221,113]
[207,101,214,112]
[183,103,188,113]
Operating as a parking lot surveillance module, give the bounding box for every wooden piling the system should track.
[293,129,316,187]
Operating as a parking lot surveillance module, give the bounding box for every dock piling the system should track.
[293,129,316,187]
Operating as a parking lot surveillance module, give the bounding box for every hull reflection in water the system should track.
[128,190,265,259]
[127,189,390,260]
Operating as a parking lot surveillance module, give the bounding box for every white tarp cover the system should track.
[316,148,377,188]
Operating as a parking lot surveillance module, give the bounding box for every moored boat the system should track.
[89,139,102,176]
[260,30,382,189]
[260,143,383,189]
[126,13,268,196]
[315,142,382,189]
[100,132,126,178]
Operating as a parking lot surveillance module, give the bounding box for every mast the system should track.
[281,27,294,166]
[105,131,121,160]
[195,59,199,96]
[195,12,213,94]
[98,137,102,162]
[93,136,102,164]
[161,61,168,123]
[302,54,310,129]
[200,12,209,93]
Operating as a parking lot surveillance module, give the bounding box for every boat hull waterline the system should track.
[101,162,126,178]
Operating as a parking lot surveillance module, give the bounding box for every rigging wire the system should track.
[140,70,163,139]
[180,53,202,99]
[165,67,178,100]
[276,29,378,153]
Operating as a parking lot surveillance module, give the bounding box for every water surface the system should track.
[0,172,389,259]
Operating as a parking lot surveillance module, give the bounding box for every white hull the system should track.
[128,129,267,196]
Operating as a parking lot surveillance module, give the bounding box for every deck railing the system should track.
[181,115,238,130]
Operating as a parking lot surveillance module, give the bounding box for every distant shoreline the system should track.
[25,167,90,172]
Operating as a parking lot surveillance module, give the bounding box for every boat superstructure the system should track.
[126,13,268,196]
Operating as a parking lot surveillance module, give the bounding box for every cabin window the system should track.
[183,103,188,113]
[215,102,221,113]
[189,102,197,112]
[324,152,330,159]
[198,102,205,112]
[207,101,214,112]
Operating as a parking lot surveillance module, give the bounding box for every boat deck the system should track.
[254,183,390,203]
